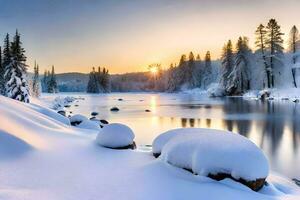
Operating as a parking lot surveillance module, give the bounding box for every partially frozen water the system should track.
[42,92,300,179]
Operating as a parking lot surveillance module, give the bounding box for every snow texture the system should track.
[0,95,299,200]
[159,128,269,181]
[96,123,135,148]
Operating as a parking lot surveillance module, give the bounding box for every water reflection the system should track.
[55,93,300,179]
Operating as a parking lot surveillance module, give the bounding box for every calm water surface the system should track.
[44,92,300,179]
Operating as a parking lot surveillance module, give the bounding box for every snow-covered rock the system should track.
[52,96,75,110]
[96,123,136,149]
[69,114,88,126]
[159,128,269,191]
[77,120,101,130]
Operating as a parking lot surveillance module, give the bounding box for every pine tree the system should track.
[255,24,270,88]
[87,67,100,93]
[202,51,212,88]
[265,19,284,88]
[228,37,251,94]
[2,33,11,70]
[196,54,201,61]
[48,65,57,93]
[42,70,48,92]
[176,54,187,88]
[4,30,30,103]
[288,25,299,88]
[0,46,5,95]
[187,51,196,88]
[220,40,234,93]
[31,61,40,97]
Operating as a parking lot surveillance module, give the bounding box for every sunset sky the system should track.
[0,0,299,74]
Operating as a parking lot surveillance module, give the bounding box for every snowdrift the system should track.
[0,96,299,200]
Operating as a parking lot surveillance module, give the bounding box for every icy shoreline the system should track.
[0,96,299,200]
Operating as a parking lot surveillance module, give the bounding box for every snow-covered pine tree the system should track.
[255,24,269,88]
[187,51,197,88]
[102,67,110,93]
[48,66,58,93]
[87,67,100,93]
[202,51,212,89]
[31,62,41,97]
[4,30,30,103]
[175,54,187,89]
[265,19,284,88]
[228,37,251,95]
[0,46,5,95]
[288,25,300,88]
[166,63,177,92]
[220,40,234,94]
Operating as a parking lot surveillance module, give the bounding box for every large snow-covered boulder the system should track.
[158,128,269,191]
[96,123,136,149]
[69,114,89,126]
[152,128,234,158]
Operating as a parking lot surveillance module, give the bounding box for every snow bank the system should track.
[0,130,32,159]
[244,88,300,101]
[96,123,135,149]
[0,95,299,200]
[159,128,269,190]
[27,103,70,125]
[207,83,225,97]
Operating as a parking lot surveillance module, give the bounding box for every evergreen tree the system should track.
[48,65,57,93]
[176,54,187,88]
[288,25,299,87]
[228,37,251,94]
[0,46,5,95]
[255,24,269,88]
[202,51,212,88]
[265,19,284,88]
[2,33,11,70]
[187,51,196,88]
[196,54,201,61]
[167,63,177,91]
[87,67,100,93]
[220,40,234,93]
[31,61,40,97]
[4,30,30,103]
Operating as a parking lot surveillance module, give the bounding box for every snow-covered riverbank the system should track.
[0,95,300,200]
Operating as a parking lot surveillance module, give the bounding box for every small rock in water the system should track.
[91,112,99,116]
[110,107,119,112]
[90,116,96,120]
[118,98,123,101]
[267,97,274,101]
[292,99,299,103]
[74,105,79,107]
[145,109,151,112]
[100,119,109,124]
[57,110,66,117]
[69,111,73,114]
[281,97,289,101]
[64,105,71,108]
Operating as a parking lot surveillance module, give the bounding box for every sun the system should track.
[150,67,158,74]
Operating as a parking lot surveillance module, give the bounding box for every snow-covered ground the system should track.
[243,88,300,101]
[0,95,300,199]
